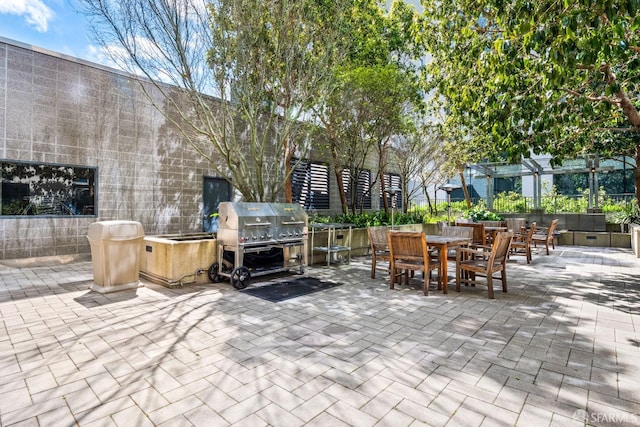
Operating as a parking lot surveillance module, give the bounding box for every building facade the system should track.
[0,38,394,260]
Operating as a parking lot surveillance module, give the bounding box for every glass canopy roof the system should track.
[468,154,634,178]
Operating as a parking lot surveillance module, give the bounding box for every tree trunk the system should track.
[425,192,434,215]
[325,139,348,214]
[379,170,389,214]
[402,182,409,213]
[284,152,293,203]
[459,170,471,209]
[603,64,640,210]
[334,166,347,214]
[635,146,640,211]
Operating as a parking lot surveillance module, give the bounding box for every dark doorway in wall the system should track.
[203,177,232,232]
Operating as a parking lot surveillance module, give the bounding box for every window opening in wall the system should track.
[381,173,402,209]
[1,160,97,217]
[291,159,330,210]
[342,168,372,210]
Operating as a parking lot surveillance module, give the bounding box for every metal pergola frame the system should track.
[468,154,617,210]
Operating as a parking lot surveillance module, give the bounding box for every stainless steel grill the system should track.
[209,202,308,289]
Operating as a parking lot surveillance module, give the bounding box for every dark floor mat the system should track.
[240,277,342,302]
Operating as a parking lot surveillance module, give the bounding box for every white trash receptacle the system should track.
[87,220,145,293]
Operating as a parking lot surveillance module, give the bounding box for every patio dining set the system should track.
[367,218,559,299]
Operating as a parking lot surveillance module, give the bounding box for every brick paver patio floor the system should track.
[1,245,639,426]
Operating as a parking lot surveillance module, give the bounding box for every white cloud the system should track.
[0,0,55,32]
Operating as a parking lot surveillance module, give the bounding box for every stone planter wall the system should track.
[631,224,640,258]
[558,231,631,249]
[140,233,216,286]
[501,213,607,231]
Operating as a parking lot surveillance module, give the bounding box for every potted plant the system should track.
[464,207,504,223]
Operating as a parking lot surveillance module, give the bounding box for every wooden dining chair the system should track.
[455,231,514,299]
[478,220,503,227]
[509,222,536,264]
[367,226,390,279]
[532,219,559,255]
[478,220,505,244]
[506,218,527,233]
[440,226,474,261]
[387,231,439,296]
[454,222,486,246]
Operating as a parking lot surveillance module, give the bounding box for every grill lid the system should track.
[269,203,308,225]
[217,202,308,246]
[218,202,277,230]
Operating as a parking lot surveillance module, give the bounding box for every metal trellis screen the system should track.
[291,159,330,210]
[380,173,402,210]
[342,168,372,210]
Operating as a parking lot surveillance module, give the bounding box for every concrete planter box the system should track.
[558,231,631,248]
[631,224,640,258]
[558,231,574,246]
[502,213,606,231]
[140,233,216,287]
[573,232,611,247]
[611,232,632,248]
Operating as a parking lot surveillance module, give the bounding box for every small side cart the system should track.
[309,223,353,266]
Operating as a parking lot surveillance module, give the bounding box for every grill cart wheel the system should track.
[208,263,221,282]
[230,266,251,289]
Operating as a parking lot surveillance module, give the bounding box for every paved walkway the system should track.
[0,246,639,426]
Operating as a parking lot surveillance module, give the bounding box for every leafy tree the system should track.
[318,64,418,214]
[312,0,425,214]
[420,0,640,206]
[393,122,447,214]
[78,0,344,202]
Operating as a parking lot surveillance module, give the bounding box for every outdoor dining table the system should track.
[425,235,473,293]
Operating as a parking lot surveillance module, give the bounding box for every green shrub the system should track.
[332,211,391,227]
[312,209,428,228]
[613,203,640,225]
[464,207,504,222]
[494,191,528,213]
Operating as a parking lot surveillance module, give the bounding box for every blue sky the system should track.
[0,0,99,62]
[0,0,422,67]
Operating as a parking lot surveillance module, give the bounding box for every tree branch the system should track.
[561,88,620,106]
[600,62,640,130]
[472,27,502,34]
[597,127,637,133]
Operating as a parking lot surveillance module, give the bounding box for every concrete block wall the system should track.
[0,39,218,259]
[0,38,396,260]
